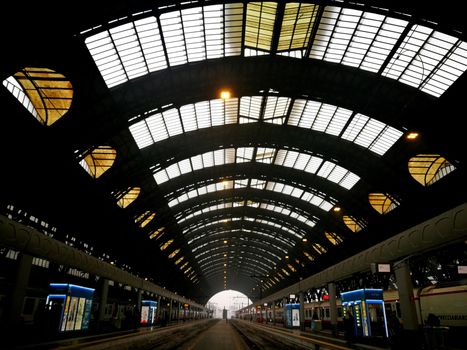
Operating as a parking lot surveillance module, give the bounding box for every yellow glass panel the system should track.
[13,67,73,126]
[281,268,290,276]
[168,249,180,259]
[149,227,164,240]
[82,146,117,178]
[160,239,174,251]
[304,251,314,261]
[287,263,296,272]
[175,256,184,265]
[135,211,156,228]
[369,193,399,214]
[313,243,327,254]
[184,266,192,274]
[180,261,189,270]
[278,3,318,51]
[245,2,277,51]
[343,216,363,232]
[408,154,456,186]
[116,187,140,208]
[325,232,342,245]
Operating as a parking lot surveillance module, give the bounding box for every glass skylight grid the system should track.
[239,96,263,123]
[176,200,316,230]
[130,98,238,148]
[263,96,291,123]
[309,7,408,73]
[3,77,39,119]
[288,99,352,136]
[245,2,277,52]
[288,99,402,155]
[382,24,467,97]
[278,3,318,52]
[274,149,360,189]
[341,113,403,155]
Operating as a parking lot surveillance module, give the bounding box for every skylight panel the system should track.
[85,31,127,87]
[256,147,276,163]
[263,97,291,123]
[383,25,467,97]
[79,146,117,179]
[109,23,148,80]
[202,151,214,168]
[288,99,352,136]
[225,3,244,56]
[237,147,254,162]
[166,163,181,179]
[163,108,183,137]
[341,113,403,155]
[339,172,361,190]
[305,156,323,173]
[129,120,153,149]
[239,96,263,122]
[278,3,318,52]
[134,17,168,72]
[182,7,207,62]
[4,68,73,126]
[146,112,169,142]
[245,2,277,52]
[309,7,407,73]
[191,154,203,170]
[160,11,188,66]
[203,5,224,58]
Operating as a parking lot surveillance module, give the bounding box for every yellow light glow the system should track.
[406,132,419,140]
[224,240,228,244]
[302,238,307,242]
[333,206,341,212]
[220,90,231,99]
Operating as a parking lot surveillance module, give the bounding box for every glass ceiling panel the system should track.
[188,227,293,249]
[154,146,359,190]
[182,212,304,239]
[245,2,277,52]
[130,96,402,155]
[84,3,466,96]
[278,3,318,52]
[309,7,408,73]
[176,200,316,230]
[166,178,335,214]
[382,24,467,97]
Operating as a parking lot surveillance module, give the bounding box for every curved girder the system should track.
[190,227,292,255]
[162,188,349,237]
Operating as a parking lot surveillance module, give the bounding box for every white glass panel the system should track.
[134,17,168,72]
[160,11,188,66]
[129,120,153,149]
[146,113,169,142]
[180,104,198,132]
[163,109,183,136]
[225,3,244,56]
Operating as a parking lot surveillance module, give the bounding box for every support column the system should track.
[136,289,142,311]
[168,299,173,323]
[282,297,287,327]
[394,261,418,330]
[272,301,276,325]
[8,253,33,327]
[328,282,338,336]
[97,279,110,323]
[299,292,305,331]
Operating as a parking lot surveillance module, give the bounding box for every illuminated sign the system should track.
[378,263,391,273]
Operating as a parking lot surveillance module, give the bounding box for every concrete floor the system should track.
[182,320,248,350]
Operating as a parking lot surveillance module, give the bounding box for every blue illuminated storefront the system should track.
[341,288,388,338]
[46,283,95,333]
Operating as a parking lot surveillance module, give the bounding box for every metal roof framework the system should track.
[1,0,466,303]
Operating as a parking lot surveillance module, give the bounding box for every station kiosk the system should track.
[140,300,157,326]
[46,283,95,333]
[341,288,388,338]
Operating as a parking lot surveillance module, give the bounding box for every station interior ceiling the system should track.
[1,0,466,303]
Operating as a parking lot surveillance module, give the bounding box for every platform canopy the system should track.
[1,0,466,303]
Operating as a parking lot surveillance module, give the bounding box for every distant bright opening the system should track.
[206,290,252,319]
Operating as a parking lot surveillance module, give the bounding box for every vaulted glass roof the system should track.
[3,0,465,301]
[84,1,467,97]
[129,95,403,155]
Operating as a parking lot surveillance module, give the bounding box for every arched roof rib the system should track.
[180,207,309,242]
[199,251,276,275]
[147,188,351,242]
[185,222,299,251]
[189,227,292,257]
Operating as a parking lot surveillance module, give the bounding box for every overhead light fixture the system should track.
[333,206,341,212]
[220,90,231,99]
[224,240,228,244]
[406,132,419,140]
[302,238,307,242]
